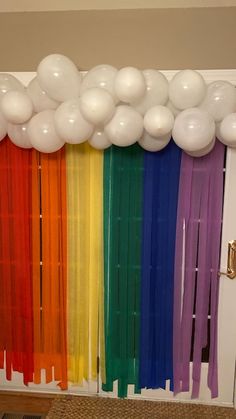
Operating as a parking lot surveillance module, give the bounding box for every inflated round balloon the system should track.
[105,105,143,146]
[28,110,65,153]
[169,70,206,110]
[166,100,180,117]
[0,73,24,100]
[172,108,215,152]
[37,54,81,102]
[138,131,171,152]
[8,122,32,149]
[1,91,33,124]
[80,64,118,103]
[144,105,174,138]
[215,122,223,142]
[27,77,59,112]
[0,111,7,141]
[88,129,111,150]
[80,87,115,125]
[218,113,236,146]
[133,69,169,115]
[200,81,236,122]
[186,138,216,157]
[114,67,146,104]
[55,99,93,144]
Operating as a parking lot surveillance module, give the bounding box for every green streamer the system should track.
[103,144,143,398]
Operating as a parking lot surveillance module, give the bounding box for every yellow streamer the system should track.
[66,143,104,384]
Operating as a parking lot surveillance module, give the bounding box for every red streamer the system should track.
[0,137,33,385]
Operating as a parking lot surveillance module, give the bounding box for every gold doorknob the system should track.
[219,240,236,279]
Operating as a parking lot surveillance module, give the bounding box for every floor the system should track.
[0,392,53,415]
[1,392,236,419]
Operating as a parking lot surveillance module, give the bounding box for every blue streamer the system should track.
[139,140,182,390]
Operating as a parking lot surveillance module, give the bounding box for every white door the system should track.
[0,72,235,408]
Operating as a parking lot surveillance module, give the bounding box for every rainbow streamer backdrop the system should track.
[0,136,224,398]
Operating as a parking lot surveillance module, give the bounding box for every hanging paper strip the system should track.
[66,143,104,385]
[32,149,67,389]
[173,140,224,398]
[0,137,33,385]
[103,144,143,398]
[31,149,41,385]
[140,140,181,390]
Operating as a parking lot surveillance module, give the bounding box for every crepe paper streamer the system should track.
[173,140,224,398]
[192,141,224,398]
[139,140,181,390]
[31,149,42,385]
[66,143,104,384]
[0,137,34,385]
[32,149,67,389]
[102,144,143,398]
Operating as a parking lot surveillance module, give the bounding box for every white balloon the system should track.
[144,105,174,138]
[215,122,224,142]
[166,100,180,117]
[218,113,236,147]
[186,138,216,157]
[80,64,118,103]
[200,81,236,122]
[0,111,7,141]
[114,67,146,104]
[172,108,215,152]
[27,77,59,112]
[138,131,171,152]
[80,87,115,125]
[169,70,206,110]
[1,91,33,124]
[37,54,81,102]
[105,105,143,146]
[0,73,24,100]
[133,69,169,115]
[8,122,32,149]
[54,99,93,144]
[28,110,65,153]
[88,129,111,150]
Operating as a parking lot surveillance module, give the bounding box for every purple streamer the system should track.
[173,140,225,398]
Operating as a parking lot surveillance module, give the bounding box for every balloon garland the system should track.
[0,54,236,155]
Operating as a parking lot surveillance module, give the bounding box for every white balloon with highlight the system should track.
[28,110,65,153]
[8,122,32,149]
[114,67,146,104]
[200,81,236,122]
[133,69,169,115]
[80,64,118,103]
[218,113,236,147]
[105,105,143,146]
[37,54,81,102]
[88,129,111,150]
[0,73,24,100]
[144,106,174,138]
[172,108,215,152]
[169,70,206,110]
[80,87,115,125]
[138,131,171,152]
[27,77,59,112]
[1,91,33,124]
[55,99,94,144]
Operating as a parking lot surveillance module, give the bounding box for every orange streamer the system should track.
[32,148,67,389]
